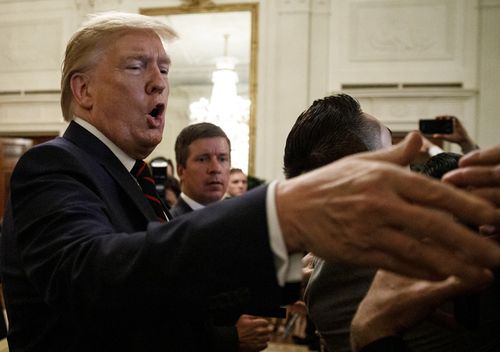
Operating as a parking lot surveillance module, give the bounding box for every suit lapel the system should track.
[63,121,159,222]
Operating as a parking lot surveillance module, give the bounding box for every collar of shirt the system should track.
[73,116,136,172]
[179,193,206,210]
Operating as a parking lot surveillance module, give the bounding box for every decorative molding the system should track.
[346,88,477,133]
[340,88,477,98]
[311,0,330,13]
[74,0,95,9]
[0,19,62,72]
[277,0,310,13]
[349,0,456,61]
[480,0,500,8]
[0,93,65,135]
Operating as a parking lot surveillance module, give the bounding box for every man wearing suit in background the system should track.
[171,122,273,352]
[170,123,230,217]
[2,11,500,352]
[287,94,471,352]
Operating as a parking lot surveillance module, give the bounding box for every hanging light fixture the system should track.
[189,34,251,173]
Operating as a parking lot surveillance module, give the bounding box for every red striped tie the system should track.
[131,160,167,222]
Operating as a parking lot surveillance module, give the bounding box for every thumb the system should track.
[355,131,422,166]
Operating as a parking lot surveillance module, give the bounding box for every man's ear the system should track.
[70,73,93,110]
[176,164,184,180]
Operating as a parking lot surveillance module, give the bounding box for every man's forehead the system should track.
[109,30,169,55]
[189,137,229,151]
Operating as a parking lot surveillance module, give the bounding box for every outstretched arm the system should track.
[350,270,490,352]
[276,132,500,282]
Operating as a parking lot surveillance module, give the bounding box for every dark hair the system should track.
[164,175,181,197]
[283,94,382,178]
[420,152,462,179]
[174,123,231,167]
[230,168,245,175]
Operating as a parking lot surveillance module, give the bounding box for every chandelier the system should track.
[189,34,251,173]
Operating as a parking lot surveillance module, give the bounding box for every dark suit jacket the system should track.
[0,121,282,351]
[170,196,194,218]
[170,196,240,351]
[360,336,412,352]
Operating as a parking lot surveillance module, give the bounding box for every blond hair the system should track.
[60,11,177,121]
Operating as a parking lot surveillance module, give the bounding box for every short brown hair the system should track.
[175,123,231,167]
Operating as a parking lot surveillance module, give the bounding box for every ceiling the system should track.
[159,11,251,86]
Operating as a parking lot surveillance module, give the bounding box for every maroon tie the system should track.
[131,160,167,222]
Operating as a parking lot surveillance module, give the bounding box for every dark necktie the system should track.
[131,160,167,223]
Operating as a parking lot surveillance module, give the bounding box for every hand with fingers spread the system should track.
[236,315,273,352]
[443,144,500,235]
[350,270,491,352]
[432,115,479,154]
[277,131,500,282]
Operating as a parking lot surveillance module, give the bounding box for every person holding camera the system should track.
[420,115,479,156]
[286,94,471,352]
[351,144,500,352]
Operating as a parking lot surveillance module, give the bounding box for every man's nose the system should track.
[146,66,167,95]
[207,158,223,173]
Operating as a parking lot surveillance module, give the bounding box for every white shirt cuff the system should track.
[266,181,303,286]
[429,145,444,156]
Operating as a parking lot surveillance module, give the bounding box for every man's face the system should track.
[177,137,230,205]
[227,171,248,197]
[84,30,170,159]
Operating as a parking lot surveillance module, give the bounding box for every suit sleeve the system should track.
[359,336,413,352]
[8,143,282,324]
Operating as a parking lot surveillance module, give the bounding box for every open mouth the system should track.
[149,104,165,119]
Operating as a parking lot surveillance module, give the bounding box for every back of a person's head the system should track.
[420,152,462,179]
[164,175,181,197]
[61,11,177,121]
[283,94,380,178]
[174,122,231,167]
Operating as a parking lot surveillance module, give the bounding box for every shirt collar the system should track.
[73,116,136,172]
[180,193,205,210]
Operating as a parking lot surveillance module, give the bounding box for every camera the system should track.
[150,159,167,197]
[419,119,454,134]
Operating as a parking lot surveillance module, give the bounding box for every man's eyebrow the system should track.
[122,54,171,65]
[159,55,171,65]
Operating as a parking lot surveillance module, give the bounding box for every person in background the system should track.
[171,122,273,352]
[420,115,479,156]
[2,11,500,352]
[420,152,462,180]
[163,175,180,208]
[350,144,500,352]
[226,168,248,198]
[285,94,472,352]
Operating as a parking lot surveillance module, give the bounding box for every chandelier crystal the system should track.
[189,35,251,173]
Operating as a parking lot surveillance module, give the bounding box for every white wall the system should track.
[477,0,500,148]
[0,0,498,181]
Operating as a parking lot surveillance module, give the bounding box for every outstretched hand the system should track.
[276,132,500,282]
[350,270,489,351]
[443,144,500,236]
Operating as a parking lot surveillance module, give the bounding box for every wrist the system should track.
[351,319,397,352]
[275,181,306,254]
[459,139,478,154]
